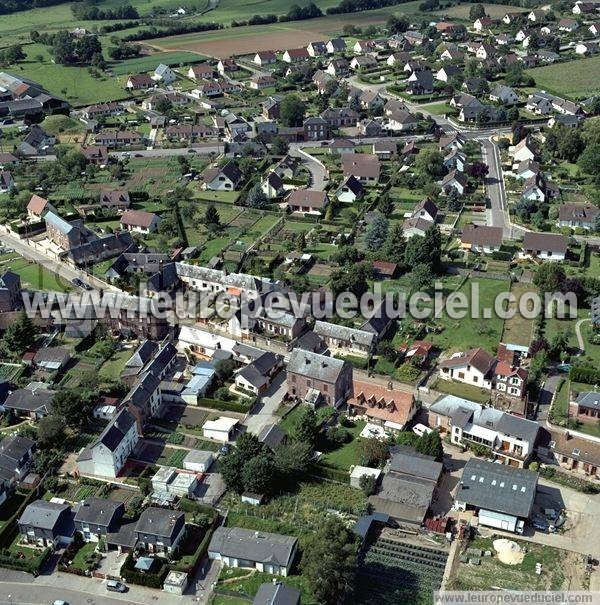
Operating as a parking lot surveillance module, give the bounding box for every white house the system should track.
[202,416,239,443]
[520,232,568,261]
[153,64,177,84]
[439,347,496,390]
[511,138,537,162]
[261,171,285,199]
[202,161,243,191]
[76,409,139,478]
[335,175,364,204]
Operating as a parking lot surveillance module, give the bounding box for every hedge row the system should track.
[121,552,169,588]
[198,398,249,413]
[0,546,51,574]
[570,365,600,385]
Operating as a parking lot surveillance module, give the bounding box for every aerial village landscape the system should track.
[0,0,600,603]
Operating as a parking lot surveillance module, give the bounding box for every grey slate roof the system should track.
[135,507,184,538]
[253,583,301,605]
[287,349,346,383]
[576,391,600,411]
[457,458,538,518]
[4,384,54,415]
[258,423,286,451]
[18,499,73,533]
[389,450,442,482]
[209,527,297,568]
[74,497,123,527]
[314,320,374,347]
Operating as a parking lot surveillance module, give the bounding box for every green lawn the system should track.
[5,257,73,292]
[526,55,600,100]
[99,348,132,382]
[500,282,535,348]
[427,277,510,354]
[319,420,367,471]
[432,378,491,404]
[70,542,98,572]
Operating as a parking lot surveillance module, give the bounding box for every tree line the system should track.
[71,2,139,20]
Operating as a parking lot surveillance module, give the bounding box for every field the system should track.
[526,55,600,100]
[108,51,205,75]
[15,44,128,106]
[146,5,424,57]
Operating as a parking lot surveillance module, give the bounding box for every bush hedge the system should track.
[570,365,600,385]
[0,546,51,574]
[121,552,169,588]
[198,398,248,413]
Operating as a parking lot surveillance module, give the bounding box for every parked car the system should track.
[71,278,83,288]
[106,580,128,593]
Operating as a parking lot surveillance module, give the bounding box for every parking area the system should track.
[95,549,127,578]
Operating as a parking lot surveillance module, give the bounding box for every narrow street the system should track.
[242,370,287,436]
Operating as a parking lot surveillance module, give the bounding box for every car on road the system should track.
[106,580,128,593]
[187,148,196,153]
[134,153,143,157]
[71,278,83,288]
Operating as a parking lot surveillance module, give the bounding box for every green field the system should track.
[108,51,205,76]
[526,55,600,100]
[14,44,129,106]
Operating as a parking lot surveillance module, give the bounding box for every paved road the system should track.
[575,317,591,352]
[290,147,328,191]
[481,137,527,240]
[242,370,287,436]
[0,558,220,605]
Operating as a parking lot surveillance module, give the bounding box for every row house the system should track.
[558,203,599,230]
[320,107,359,128]
[94,130,144,148]
[313,320,375,356]
[165,123,218,142]
[82,102,122,120]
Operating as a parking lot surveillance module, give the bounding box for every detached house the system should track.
[490,85,519,105]
[335,175,364,203]
[74,498,125,542]
[286,189,329,216]
[558,203,599,230]
[429,395,538,466]
[120,210,160,234]
[202,161,243,191]
[135,507,186,554]
[341,154,380,184]
[326,38,346,54]
[209,527,297,577]
[282,48,309,63]
[253,51,276,67]
[459,225,503,253]
[286,349,353,407]
[441,170,467,195]
[153,64,176,84]
[261,171,285,199]
[439,347,496,390]
[18,500,74,549]
[126,73,154,90]
[521,232,568,261]
[326,58,349,77]
[76,409,139,478]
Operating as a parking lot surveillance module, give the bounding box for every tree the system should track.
[291,406,318,447]
[578,144,600,177]
[214,358,237,383]
[274,441,312,475]
[387,14,409,34]
[410,262,433,290]
[534,263,566,293]
[446,189,462,212]
[302,517,357,605]
[359,438,389,467]
[468,161,489,180]
[364,212,389,252]
[219,449,245,493]
[52,390,91,427]
[271,136,289,155]
[246,183,269,209]
[204,205,221,228]
[2,310,37,356]
[331,262,372,299]
[359,473,377,496]
[280,94,306,127]
[38,415,66,448]
[377,192,394,217]
[469,3,486,20]
[154,97,173,114]
[415,430,444,462]
[1,44,26,64]
[415,149,444,179]
[242,453,276,494]
[381,223,406,266]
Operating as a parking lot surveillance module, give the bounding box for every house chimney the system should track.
[565,431,571,441]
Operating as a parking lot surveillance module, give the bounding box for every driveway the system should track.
[242,370,287,436]
[289,147,328,191]
[536,373,561,422]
